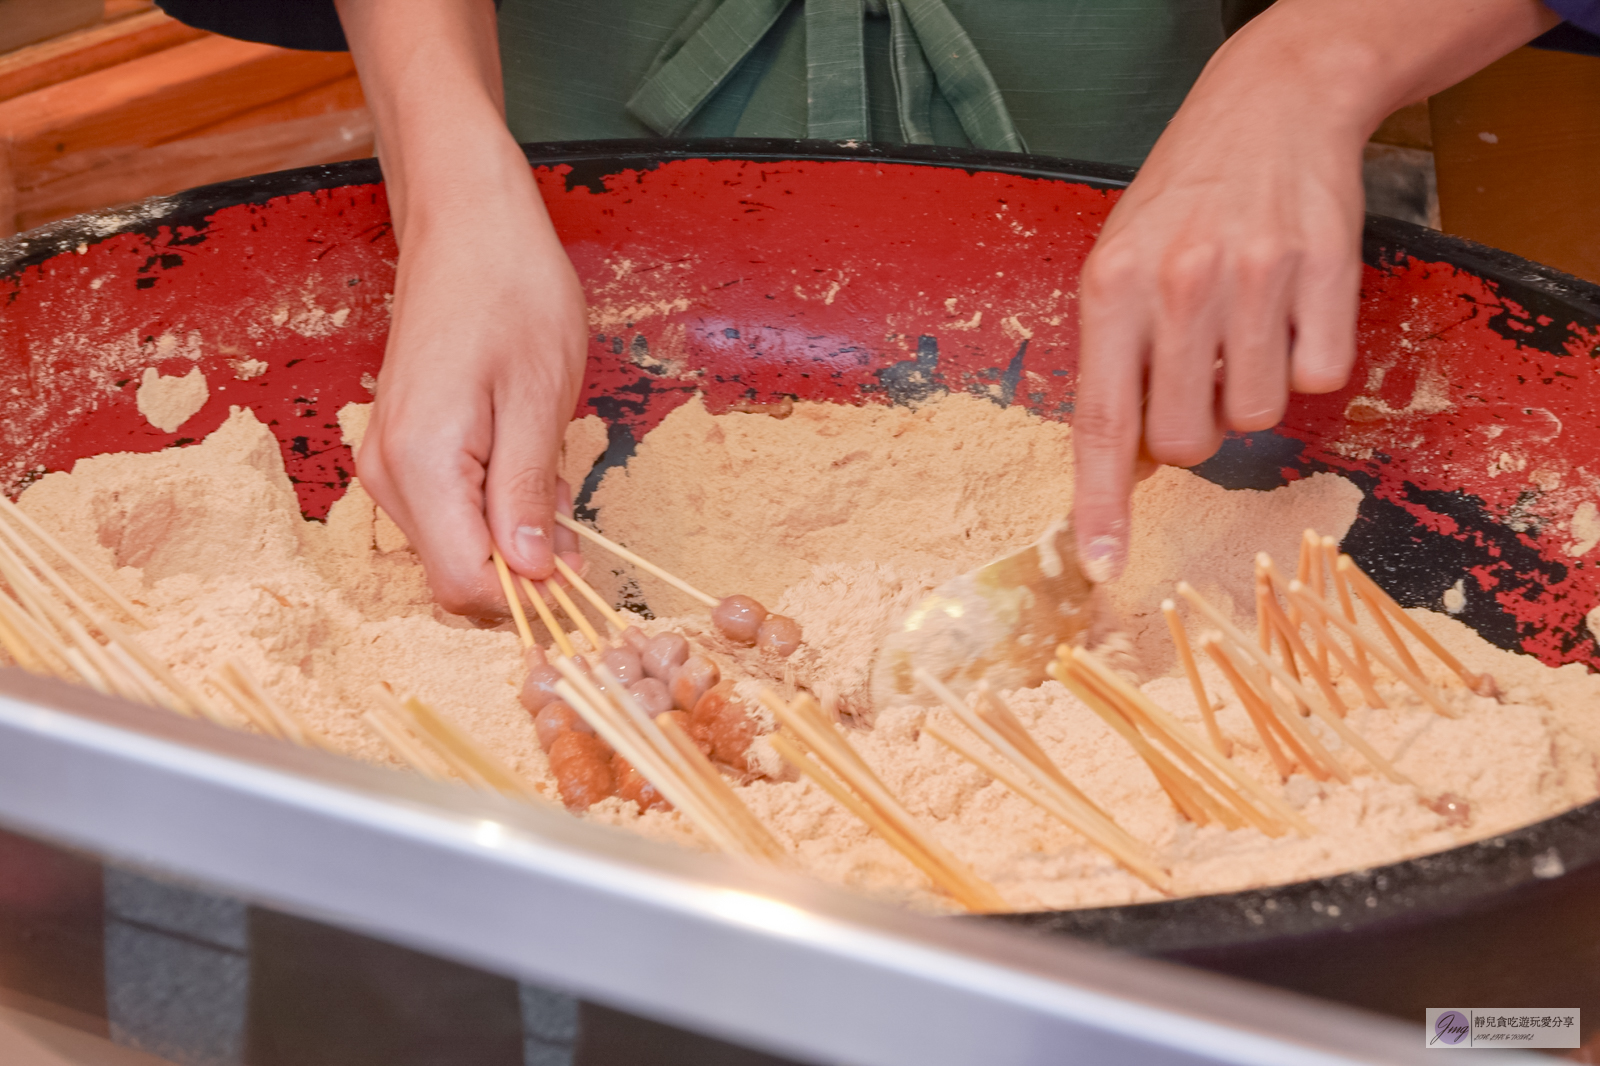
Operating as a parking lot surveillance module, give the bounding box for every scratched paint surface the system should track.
[2,150,1598,669]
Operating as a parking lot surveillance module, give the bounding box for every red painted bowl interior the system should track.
[3,151,1598,671]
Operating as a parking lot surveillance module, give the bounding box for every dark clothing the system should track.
[157,0,1222,168]
[156,0,350,51]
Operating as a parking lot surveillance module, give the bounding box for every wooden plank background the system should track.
[0,0,370,238]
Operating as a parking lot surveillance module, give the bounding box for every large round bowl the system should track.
[5,141,1600,1034]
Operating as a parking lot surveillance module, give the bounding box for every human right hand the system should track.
[335,0,587,616]
[1068,0,1560,584]
[357,197,588,616]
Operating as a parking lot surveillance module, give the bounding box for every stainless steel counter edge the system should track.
[0,671,1538,1066]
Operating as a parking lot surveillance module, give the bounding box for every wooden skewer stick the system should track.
[0,526,213,719]
[655,713,788,862]
[1057,654,1292,836]
[762,689,1007,909]
[557,667,772,860]
[555,675,721,836]
[595,662,784,860]
[1340,560,1423,680]
[1302,530,1330,674]
[540,578,604,652]
[360,708,453,782]
[552,514,719,608]
[1160,600,1231,757]
[1337,557,1487,693]
[924,672,1183,870]
[1176,583,1351,782]
[1208,633,1335,783]
[1059,649,1310,833]
[973,685,1116,823]
[377,685,545,802]
[0,495,149,627]
[551,556,630,634]
[0,590,50,675]
[1053,664,1222,828]
[1200,636,1294,783]
[924,721,1178,893]
[1323,537,1371,680]
[1288,529,1316,629]
[559,659,783,861]
[1256,566,1309,715]
[1271,588,1421,786]
[1282,597,1388,714]
[1286,580,1453,720]
[210,668,283,738]
[1254,561,1349,718]
[769,731,1005,907]
[490,550,535,648]
[517,575,575,659]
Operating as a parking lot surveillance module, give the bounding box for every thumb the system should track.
[486,418,562,582]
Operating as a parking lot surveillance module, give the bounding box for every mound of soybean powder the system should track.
[20,393,1600,913]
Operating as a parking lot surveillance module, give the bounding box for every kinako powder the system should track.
[18,392,1600,913]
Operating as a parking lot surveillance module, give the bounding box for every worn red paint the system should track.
[2,154,1598,669]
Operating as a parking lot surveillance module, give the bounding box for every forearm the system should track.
[333,0,541,246]
[1175,0,1559,153]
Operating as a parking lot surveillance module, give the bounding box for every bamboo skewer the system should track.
[1285,580,1453,720]
[518,575,576,659]
[1337,557,1488,693]
[1253,564,1349,718]
[923,722,1181,892]
[762,688,1007,909]
[1305,531,1330,675]
[491,550,535,648]
[552,513,720,608]
[1176,583,1353,784]
[0,495,149,627]
[1323,537,1370,679]
[0,591,49,675]
[1161,599,1230,757]
[917,670,1173,880]
[556,659,784,861]
[1201,636,1295,782]
[540,578,604,652]
[770,730,1002,905]
[361,708,453,782]
[1056,665,1226,828]
[1296,608,1392,714]
[1057,651,1302,836]
[556,671,737,850]
[375,685,544,802]
[1342,560,1425,679]
[552,556,630,634]
[1206,635,1334,783]
[973,686,1114,821]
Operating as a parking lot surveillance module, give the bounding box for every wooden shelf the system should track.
[0,4,371,237]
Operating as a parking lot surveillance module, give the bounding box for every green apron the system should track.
[498,0,1221,167]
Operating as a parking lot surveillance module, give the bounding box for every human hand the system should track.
[358,200,588,616]
[1071,86,1364,581]
[1069,0,1559,584]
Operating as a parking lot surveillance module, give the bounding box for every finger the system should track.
[486,392,567,583]
[358,415,501,616]
[1073,247,1151,584]
[1288,227,1362,394]
[1145,242,1225,468]
[1220,243,1296,432]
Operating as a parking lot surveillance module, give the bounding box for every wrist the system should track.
[1182,20,1388,155]
[383,125,544,245]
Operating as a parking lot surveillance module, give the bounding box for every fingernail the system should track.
[515,525,551,571]
[1080,535,1123,585]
